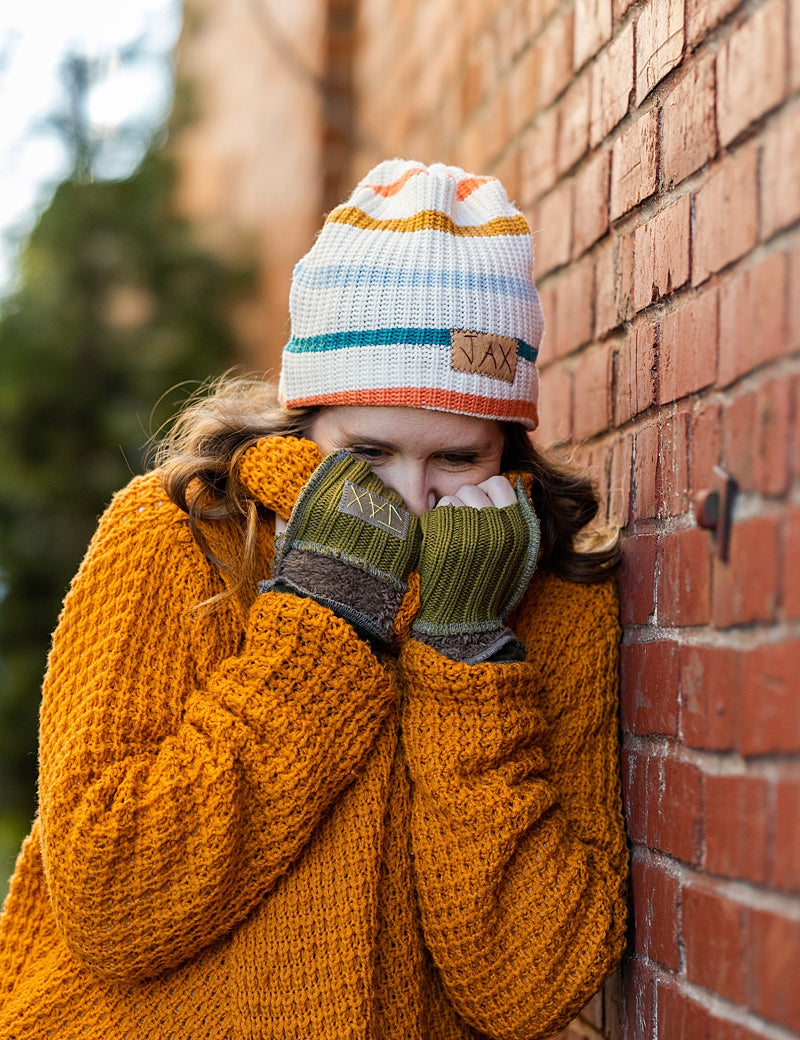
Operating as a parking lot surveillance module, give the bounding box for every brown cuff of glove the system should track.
[269,550,404,649]
[414,628,526,665]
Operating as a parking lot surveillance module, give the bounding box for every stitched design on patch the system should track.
[450,330,519,383]
[338,481,410,539]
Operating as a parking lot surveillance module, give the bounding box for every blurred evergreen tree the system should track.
[0,146,247,886]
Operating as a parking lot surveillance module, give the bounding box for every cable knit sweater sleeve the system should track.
[399,571,628,1040]
[36,471,394,983]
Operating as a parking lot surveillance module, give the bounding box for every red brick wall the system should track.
[350,1,799,1037]
[176,0,799,1032]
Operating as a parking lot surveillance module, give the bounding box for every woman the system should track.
[0,160,628,1039]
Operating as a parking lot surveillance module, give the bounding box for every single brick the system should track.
[689,402,723,503]
[659,291,718,404]
[693,142,759,285]
[553,255,594,358]
[633,194,691,312]
[459,54,485,124]
[635,0,685,105]
[613,320,657,425]
[482,91,510,163]
[520,108,559,204]
[704,773,770,883]
[722,389,758,492]
[624,958,657,1040]
[774,777,800,892]
[574,0,613,70]
[657,527,711,626]
[607,428,634,529]
[536,360,573,445]
[717,251,788,386]
[761,100,800,239]
[633,418,660,521]
[661,53,717,187]
[611,108,659,219]
[572,339,613,438]
[712,515,780,628]
[651,755,704,864]
[572,149,610,258]
[631,855,681,970]
[740,638,800,755]
[557,72,592,174]
[619,528,656,624]
[679,644,741,750]
[621,747,651,842]
[716,0,787,147]
[590,21,634,147]
[682,885,747,1003]
[620,640,680,735]
[533,180,573,276]
[538,9,575,108]
[594,235,619,338]
[618,230,636,322]
[506,45,540,140]
[658,406,692,517]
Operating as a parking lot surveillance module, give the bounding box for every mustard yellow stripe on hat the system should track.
[327,206,530,238]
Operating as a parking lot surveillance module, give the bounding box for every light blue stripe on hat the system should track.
[284,327,539,364]
[293,264,540,301]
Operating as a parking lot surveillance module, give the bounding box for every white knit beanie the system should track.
[279,159,545,429]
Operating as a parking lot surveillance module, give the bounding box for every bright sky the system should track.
[0,0,182,294]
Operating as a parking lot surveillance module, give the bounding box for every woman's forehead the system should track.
[311,405,504,450]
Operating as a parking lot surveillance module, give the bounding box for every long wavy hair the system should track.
[152,374,620,597]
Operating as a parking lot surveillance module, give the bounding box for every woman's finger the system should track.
[436,485,494,509]
[478,475,517,508]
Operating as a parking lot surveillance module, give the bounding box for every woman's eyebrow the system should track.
[339,434,398,449]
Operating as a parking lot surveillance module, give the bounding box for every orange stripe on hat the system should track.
[456,176,495,200]
[283,386,538,425]
[364,166,427,197]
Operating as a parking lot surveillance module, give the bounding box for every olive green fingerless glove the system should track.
[411,478,541,664]
[260,451,419,647]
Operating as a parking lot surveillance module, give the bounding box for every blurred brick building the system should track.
[174,1,800,1037]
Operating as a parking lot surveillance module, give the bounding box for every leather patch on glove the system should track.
[337,481,411,539]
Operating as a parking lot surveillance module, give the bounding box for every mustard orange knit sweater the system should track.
[0,437,628,1040]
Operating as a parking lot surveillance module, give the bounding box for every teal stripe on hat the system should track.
[284,327,539,364]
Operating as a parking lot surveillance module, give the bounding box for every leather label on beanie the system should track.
[450,330,518,383]
[338,482,411,539]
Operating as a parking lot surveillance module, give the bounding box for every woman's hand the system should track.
[412,476,541,664]
[264,451,420,648]
[435,475,517,510]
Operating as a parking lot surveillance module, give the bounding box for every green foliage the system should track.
[0,148,246,877]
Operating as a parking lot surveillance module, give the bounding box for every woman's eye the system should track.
[442,454,478,466]
[348,446,385,461]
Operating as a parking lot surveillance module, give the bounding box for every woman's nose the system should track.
[382,467,434,515]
